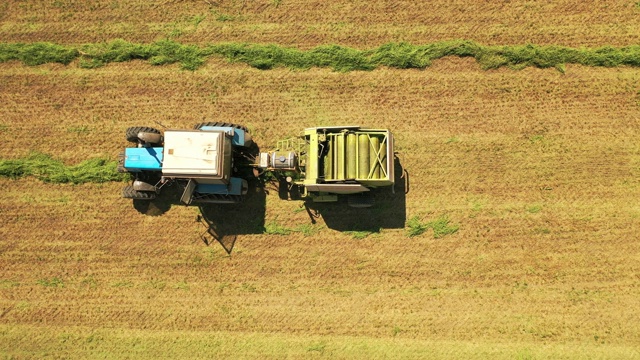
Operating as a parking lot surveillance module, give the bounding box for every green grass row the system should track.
[406,215,460,238]
[0,152,126,184]
[1,39,639,71]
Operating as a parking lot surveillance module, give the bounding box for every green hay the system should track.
[206,43,374,71]
[0,153,126,184]
[406,215,459,238]
[1,40,639,72]
[371,40,480,68]
[206,43,305,70]
[264,220,293,235]
[0,42,78,66]
[78,39,203,70]
[308,44,375,71]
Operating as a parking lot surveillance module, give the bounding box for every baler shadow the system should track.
[303,155,408,232]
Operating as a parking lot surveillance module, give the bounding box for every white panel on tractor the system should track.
[162,130,223,177]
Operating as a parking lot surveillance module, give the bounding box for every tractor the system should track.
[118,122,255,204]
[119,124,394,208]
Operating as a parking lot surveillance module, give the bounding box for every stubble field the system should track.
[1,1,640,358]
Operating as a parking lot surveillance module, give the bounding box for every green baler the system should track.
[259,126,394,207]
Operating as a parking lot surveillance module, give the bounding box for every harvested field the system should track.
[1,1,639,47]
[1,0,640,358]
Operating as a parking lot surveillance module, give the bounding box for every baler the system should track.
[258,126,394,207]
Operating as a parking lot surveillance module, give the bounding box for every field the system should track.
[1,1,640,358]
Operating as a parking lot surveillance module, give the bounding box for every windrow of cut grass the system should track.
[0,152,125,184]
[1,40,640,72]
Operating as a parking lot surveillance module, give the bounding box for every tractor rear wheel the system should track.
[193,122,248,132]
[122,185,156,200]
[125,126,161,143]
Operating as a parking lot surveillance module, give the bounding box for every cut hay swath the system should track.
[0,152,125,184]
[1,40,639,71]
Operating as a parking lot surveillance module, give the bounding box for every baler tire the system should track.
[126,127,161,143]
[122,185,156,200]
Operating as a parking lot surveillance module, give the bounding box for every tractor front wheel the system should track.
[125,126,161,144]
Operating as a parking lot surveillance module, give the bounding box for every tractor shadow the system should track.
[132,177,267,254]
[130,143,266,254]
[196,179,267,254]
[132,184,177,216]
[302,155,408,232]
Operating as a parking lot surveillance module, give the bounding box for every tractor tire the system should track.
[122,185,156,200]
[190,192,244,204]
[125,126,161,143]
[194,122,249,133]
[347,193,374,208]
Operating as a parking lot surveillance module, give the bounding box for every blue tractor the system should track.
[118,123,255,204]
